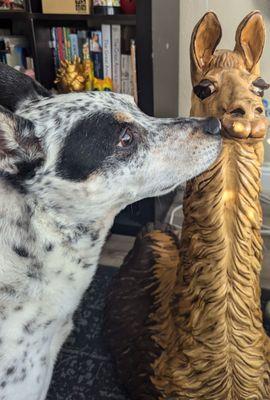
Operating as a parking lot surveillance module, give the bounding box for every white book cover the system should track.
[111,25,121,93]
[121,54,131,95]
[102,24,112,79]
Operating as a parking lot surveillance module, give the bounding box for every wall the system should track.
[152,0,180,117]
[178,0,270,163]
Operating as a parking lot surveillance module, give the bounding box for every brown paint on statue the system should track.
[105,11,270,400]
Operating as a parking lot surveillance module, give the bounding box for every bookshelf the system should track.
[0,0,173,236]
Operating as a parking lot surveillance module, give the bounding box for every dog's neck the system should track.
[0,175,117,279]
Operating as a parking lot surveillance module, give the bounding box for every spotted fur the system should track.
[0,63,221,400]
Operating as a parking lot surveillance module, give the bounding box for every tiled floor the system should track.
[100,234,135,268]
[101,191,270,287]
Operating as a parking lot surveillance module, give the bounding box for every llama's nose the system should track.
[204,117,221,135]
[229,107,246,117]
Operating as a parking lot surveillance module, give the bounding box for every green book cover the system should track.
[63,27,72,62]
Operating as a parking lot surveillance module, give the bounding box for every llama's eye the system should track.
[193,80,216,100]
[252,77,270,97]
[117,129,134,148]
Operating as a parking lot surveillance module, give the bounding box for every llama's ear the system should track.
[0,106,45,177]
[190,12,222,84]
[0,63,50,112]
[234,11,265,73]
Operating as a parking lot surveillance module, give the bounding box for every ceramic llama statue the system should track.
[105,11,270,400]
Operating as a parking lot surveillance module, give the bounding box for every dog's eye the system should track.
[117,129,134,148]
[193,80,216,100]
[252,77,270,98]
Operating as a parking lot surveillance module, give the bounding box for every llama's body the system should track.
[105,11,270,399]
[151,140,270,399]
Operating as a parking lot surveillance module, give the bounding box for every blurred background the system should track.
[153,0,270,167]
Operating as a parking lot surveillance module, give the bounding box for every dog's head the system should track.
[0,64,222,220]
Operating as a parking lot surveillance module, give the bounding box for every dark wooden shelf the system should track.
[31,13,136,25]
[0,11,28,19]
[0,11,136,25]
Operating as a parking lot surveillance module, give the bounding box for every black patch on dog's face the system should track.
[56,113,138,181]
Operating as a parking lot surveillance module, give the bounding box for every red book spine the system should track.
[56,27,65,62]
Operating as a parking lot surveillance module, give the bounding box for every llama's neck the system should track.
[173,139,270,398]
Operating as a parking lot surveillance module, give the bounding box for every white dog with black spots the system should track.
[0,63,221,400]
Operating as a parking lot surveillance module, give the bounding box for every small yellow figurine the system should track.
[93,77,113,91]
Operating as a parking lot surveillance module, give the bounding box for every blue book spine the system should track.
[69,34,79,60]
[90,30,103,79]
[91,52,104,79]
[51,27,59,72]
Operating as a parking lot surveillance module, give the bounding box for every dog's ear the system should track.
[0,106,45,178]
[0,63,51,112]
[190,12,222,84]
[234,11,265,73]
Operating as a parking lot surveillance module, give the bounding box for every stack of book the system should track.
[50,24,137,98]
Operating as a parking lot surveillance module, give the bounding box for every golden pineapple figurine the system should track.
[55,56,86,93]
[55,56,113,93]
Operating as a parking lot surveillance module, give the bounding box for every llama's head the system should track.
[190,11,269,140]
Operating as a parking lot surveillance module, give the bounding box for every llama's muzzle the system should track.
[221,115,269,140]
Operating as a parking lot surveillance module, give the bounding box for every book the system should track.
[111,25,121,93]
[90,31,103,79]
[83,37,90,60]
[101,24,112,79]
[63,27,72,61]
[50,27,59,72]
[130,39,138,103]
[77,30,88,60]
[69,33,79,60]
[56,27,66,62]
[0,36,28,68]
[121,54,131,95]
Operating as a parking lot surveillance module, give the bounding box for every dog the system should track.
[0,63,221,400]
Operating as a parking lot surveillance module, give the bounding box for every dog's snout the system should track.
[204,117,221,136]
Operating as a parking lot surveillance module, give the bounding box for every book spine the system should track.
[111,25,121,93]
[77,30,87,60]
[70,34,79,60]
[63,27,71,61]
[130,39,138,103]
[121,54,131,95]
[90,51,104,79]
[82,37,90,61]
[101,24,112,79]
[90,31,103,79]
[50,27,59,72]
[56,27,65,62]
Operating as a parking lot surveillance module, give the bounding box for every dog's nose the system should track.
[204,117,221,135]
